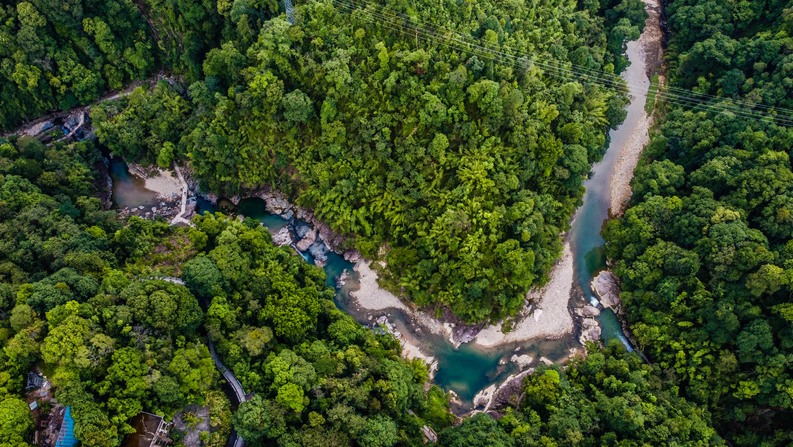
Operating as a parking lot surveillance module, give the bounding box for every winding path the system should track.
[208,339,247,447]
[170,164,193,226]
[207,340,247,405]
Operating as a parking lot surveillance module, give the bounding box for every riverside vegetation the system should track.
[603,0,793,444]
[1,0,792,446]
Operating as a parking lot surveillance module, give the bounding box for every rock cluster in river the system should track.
[199,188,363,267]
[592,270,621,309]
[574,304,602,345]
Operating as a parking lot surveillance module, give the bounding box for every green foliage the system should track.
[603,0,793,443]
[186,216,442,445]
[0,0,155,130]
[439,413,514,447]
[0,138,119,284]
[0,397,34,447]
[442,345,722,446]
[99,0,641,323]
[93,82,192,166]
[120,279,203,335]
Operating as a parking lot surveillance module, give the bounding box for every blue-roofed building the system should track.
[55,406,78,447]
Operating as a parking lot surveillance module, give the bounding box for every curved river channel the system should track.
[108,0,660,412]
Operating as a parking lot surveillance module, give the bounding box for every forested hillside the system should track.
[438,345,722,446]
[0,134,450,447]
[0,0,154,129]
[91,0,647,322]
[0,0,284,130]
[604,0,793,444]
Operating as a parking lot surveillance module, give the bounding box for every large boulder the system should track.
[265,197,292,215]
[343,249,362,263]
[271,226,293,247]
[295,228,317,252]
[592,270,621,309]
[309,241,329,267]
[510,354,533,369]
[578,318,602,344]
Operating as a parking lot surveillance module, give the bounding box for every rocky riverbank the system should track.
[115,161,194,222]
[609,0,665,216]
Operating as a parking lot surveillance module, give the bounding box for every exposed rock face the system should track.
[575,305,601,317]
[200,192,219,205]
[491,369,533,409]
[336,269,350,288]
[473,384,497,410]
[510,354,533,369]
[183,199,197,221]
[295,228,317,252]
[578,317,602,345]
[539,357,553,365]
[309,241,329,267]
[592,270,621,309]
[271,226,293,247]
[296,207,314,222]
[448,390,462,406]
[295,222,311,238]
[265,197,292,215]
[452,323,485,346]
[343,250,362,263]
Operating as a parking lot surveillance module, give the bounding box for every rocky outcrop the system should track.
[510,354,533,369]
[336,269,350,288]
[578,318,602,345]
[295,228,317,252]
[271,226,293,247]
[308,241,329,267]
[592,270,621,309]
[575,305,601,317]
[473,384,497,410]
[344,249,362,263]
[265,197,291,215]
[126,161,159,179]
[452,324,485,346]
[491,368,533,409]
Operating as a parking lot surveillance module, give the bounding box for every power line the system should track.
[315,0,793,126]
[329,0,793,118]
[327,0,793,124]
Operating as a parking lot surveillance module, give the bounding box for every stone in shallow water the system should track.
[295,228,317,252]
[592,270,621,309]
[271,226,293,247]
[295,222,311,238]
[510,354,533,369]
[581,305,600,317]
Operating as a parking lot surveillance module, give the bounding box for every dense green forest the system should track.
[0,0,154,129]
[438,345,722,447]
[90,0,648,322]
[603,0,793,444]
[0,0,284,130]
[6,0,793,445]
[0,130,724,447]
[0,134,453,446]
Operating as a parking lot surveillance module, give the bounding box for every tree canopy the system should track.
[91,0,649,322]
[604,0,793,443]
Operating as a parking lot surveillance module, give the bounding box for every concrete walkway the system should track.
[170,164,193,226]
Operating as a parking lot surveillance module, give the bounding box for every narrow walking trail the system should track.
[170,164,192,226]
